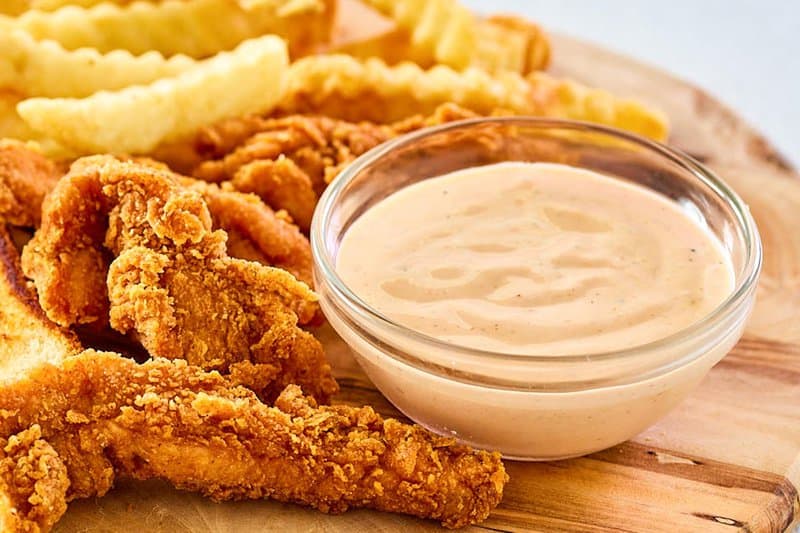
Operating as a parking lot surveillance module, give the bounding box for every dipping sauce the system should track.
[337,162,734,355]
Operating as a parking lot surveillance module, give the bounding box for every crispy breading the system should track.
[162,104,480,184]
[154,104,480,236]
[227,158,318,233]
[0,351,506,530]
[22,157,335,402]
[124,159,314,279]
[0,178,504,529]
[189,114,394,190]
[187,179,314,284]
[0,425,70,532]
[21,160,111,328]
[0,140,63,228]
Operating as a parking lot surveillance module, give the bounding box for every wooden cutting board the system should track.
[56,7,800,533]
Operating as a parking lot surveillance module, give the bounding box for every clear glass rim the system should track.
[311,117,763,368]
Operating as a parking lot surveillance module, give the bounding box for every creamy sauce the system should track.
[336,162,734,355]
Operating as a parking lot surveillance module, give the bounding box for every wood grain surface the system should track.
[56,7,800,533]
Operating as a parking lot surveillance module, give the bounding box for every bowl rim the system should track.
[311,116,763,369]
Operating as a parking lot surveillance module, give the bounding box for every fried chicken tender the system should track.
[22,157,335,402]
[226,158,319,233]
[190,114,393,191]
[186,178,313,284]
[154,104,479,233]
[0,141,314,285]
[178,103,475,183]
[0,425,70,532]
[0,351,507,530]
[0,140,63,228]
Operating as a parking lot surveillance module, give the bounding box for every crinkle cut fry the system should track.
[0,351,507,529]
[4,0,336,58]
[344,1,550,74]
[278,55,668,140]
[17,35,290,156]
[21,156,336,403]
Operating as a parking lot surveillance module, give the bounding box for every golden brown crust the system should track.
[154,104,480,239]
[0,425,70,533]
[122,157,316,285]
[188,114,394,191]
[0,140,63,228]
[0,224,81,383]
[228,158,318,233]
[0,351,506,529]
[187,179,314,285]
[22,157,336,402]
[0,225,77,525]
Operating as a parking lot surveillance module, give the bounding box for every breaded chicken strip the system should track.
[0,351,507,530]
[0,140,313,287]
[22,157,335,402]
[186,178,313,285]
[154,104,478,232]
[225,158,319,233]
[0,425,70,532]
[189,114,393,191]
[132,157,314,285]
[0,156,505,530]
[0,140,63,228]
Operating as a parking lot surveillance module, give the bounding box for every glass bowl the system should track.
[311,118,762,461]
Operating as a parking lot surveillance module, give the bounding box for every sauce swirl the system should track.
[337,162,734,355]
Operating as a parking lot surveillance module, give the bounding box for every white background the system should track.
[463,0,799,167]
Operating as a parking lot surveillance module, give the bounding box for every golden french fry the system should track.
[279,55,669,141]
[30,0,139,9]
[0,1,31,15]
[473,15,550,74]
[0,90,75,159]
[3,0,328,12]
[2,0,335,58]
[0,91,37,142]
[0,30,195,98]
[333,29,420,65]
[356,0,550,73]
[18,36,289,154]
[360,0,475,68]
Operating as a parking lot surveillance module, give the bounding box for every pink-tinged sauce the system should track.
[337,162,734,355]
